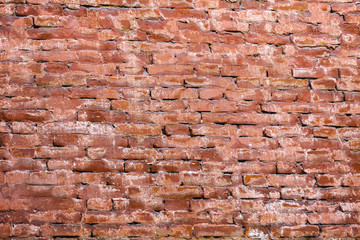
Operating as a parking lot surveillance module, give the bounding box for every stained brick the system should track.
[194,224,244,237]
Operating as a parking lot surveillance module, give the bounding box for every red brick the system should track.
[194,224,243,237]
[317,175,341,187]
[271,2,308,11]
[271,225,319,238]
[349,225,360,238]
[74,159,123,172]
[83,212,130,224]
[10,122,36,134]
[165,199,189,211]
[208,211,233,224]
[155,172,180,186]
[160,9,207,19]
[81,172,107,185]
[53,134,78,146]
[29,170,80,185]
[313,127,337,139]
[225,89,264,101]
[0,224,10,237]
[266,78,309,89]
[311,78,336,90]
[321,226,348,238]
[34,198,83,211]
[37,122,88,134]
[221,65,266,77]
[204,188,229,199]
[182,172,232,187]
[231,186,279,199]
[16,5,63,16]
[152,161,200,173]
[257,212,308,225]
[168,224,193,238]
[10,199,34,211]
[342,175,360,186]
[151,87,198,100]
[268,175,315,187]
[6,171,30,186]
[34,15,60,27]
[211,20,249,32]
[245,226,270,238]
[303,162,350,174]
[292,35,340,47]
[308,212,354,225]
[188,99,238,112]
[40,224,90,237]
[191,199,237,213]
[345,14,360,24]
[11,224,40,237]
[243,174,267,187]
[349,139,360,150]
[124,161,149,173]
[36,146,84,159]
[0,5,15,15]
[78,110,127,122]
[165,125,189,135]
[0,199,9,211]
[147,65,194,75]
[293,68,338,78]
[2,134,40,147]
[199,87,223,100]
[115,123,161,136]
[80,185,125,200]
[0,110,52,122]
[152,186,203,199]
[195,0,220,9]
[87,198,112,211]
[93,225,155,237]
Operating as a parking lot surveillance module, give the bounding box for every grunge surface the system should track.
[0,0,360,238]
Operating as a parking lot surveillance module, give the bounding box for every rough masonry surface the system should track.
[0,0,360,238]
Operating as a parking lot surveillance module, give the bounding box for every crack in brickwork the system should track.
[0,0,360,238]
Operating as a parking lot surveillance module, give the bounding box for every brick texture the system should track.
[1,0,360,238]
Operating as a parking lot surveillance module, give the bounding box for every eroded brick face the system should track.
[1,0,360,238]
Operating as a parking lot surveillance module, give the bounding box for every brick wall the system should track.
[1,0,360,238]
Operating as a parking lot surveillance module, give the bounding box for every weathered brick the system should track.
[0,224,10,237]
[168,224,193,238]
[165,125,189,135]
[292,35,340,47]
[115,123,162,136]
[151,87,198,100]
[74,159,123,172]
[165,199,189,211]
[40,224,91,237]
[194,224,243,237]
[321,226,348,238]
[243,174,267,187]
[29,170,80,185]
[92,225,155,237]
[87,198,112,211]
[152,186,203,199]
[10,122,36,134]
[317,174,341,187]
[271,225,319,238]
[221,65,266,77]
[147,65,194,75]
[10,224,39,237]
[308,212,354,225]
